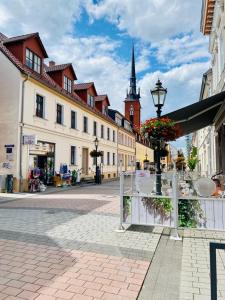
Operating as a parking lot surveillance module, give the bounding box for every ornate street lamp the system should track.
[151,79,167,195]
[94,137,99,183]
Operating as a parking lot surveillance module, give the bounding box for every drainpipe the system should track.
[116,126,119,177]
[19,74,29,192]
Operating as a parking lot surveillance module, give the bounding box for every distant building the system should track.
[0,32,119,191]
[196,0,225,175]
[0,31,154,192]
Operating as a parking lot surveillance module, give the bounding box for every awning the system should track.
[164,91,225,136]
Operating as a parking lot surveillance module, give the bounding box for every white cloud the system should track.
[0,4,11,26]
[138,61,210,120]
[152,34,210,66]
[85,0,202,43]
[0,0,83,42]
[0,0,210,149]
[48,35,129,109]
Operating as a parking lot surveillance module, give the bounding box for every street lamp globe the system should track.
[94,137,99,148]
[151,79,167,108]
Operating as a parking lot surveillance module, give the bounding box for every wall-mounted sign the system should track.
[4,145,14,161]
[2,162,12,169]
[6,154,13,161]
[23,135,37,145]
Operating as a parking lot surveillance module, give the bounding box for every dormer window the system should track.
[64,76,72,93]
[25,48,41,73]
[87,95,95,107]
[115,115,122,126]
[102,105,108,115]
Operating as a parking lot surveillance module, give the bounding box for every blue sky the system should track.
[0,0,211,150]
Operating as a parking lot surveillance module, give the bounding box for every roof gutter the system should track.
[19,73,29,192]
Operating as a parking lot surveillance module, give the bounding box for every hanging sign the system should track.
[23,135,37,145]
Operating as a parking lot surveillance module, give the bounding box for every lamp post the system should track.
[94,137,99,183]
[145,153,148,161]
[151,79,167,195]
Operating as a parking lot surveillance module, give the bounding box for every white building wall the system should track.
[0,51,21,180]
[21,79,118,182]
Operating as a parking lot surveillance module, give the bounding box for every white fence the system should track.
[119,171,225,232]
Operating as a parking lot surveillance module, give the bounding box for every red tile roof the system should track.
[95,95,110,106]
[95,95,107,101]
[0,33,7,41]
[3,32,48,58]
[3,32,37,43]
[74,82,94,90]
[45,63,77,80]
[0,32,117,127]
[45,63,71,72]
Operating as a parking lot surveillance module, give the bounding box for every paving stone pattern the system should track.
[0,181,162,299]
[179,229,225,300]
[0,239,150,300]
[138,228,183,300]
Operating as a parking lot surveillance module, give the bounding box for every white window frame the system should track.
[56,103,64,125]
[71,145,77,165]
[83,116,88,133]
[64,76,72,93]
[34,92,46,119]
[71,110,77,129]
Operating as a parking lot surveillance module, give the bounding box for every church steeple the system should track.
[126,45,140,100]
[124,45,141,130]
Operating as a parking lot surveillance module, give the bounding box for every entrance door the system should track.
[38,155,47,184]
[82,148,89,175]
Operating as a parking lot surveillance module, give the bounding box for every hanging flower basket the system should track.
[141,117,181,142]
[90,150,103,158]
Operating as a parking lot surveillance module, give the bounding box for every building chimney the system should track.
[49,60,55,67]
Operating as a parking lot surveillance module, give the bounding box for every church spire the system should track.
[126,44,140,100]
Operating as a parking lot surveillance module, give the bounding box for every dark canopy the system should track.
[163,91,225,136]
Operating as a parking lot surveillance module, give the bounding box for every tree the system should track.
[176,150,186,171]
[187,146,198,171]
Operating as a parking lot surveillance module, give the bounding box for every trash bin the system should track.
[5,174,13,193]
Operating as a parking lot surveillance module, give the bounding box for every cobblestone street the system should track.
[0,181,161,300]
[1,182,225,299]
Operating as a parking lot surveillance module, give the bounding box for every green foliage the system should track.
[71,170,77,185]
[142,197,173,219]
[178,199,205,228]
[187,146,198,171]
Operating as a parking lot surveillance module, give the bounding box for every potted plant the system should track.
[187,146,198,171]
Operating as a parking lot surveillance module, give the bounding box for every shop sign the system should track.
[4,145,14,161]
[23,135,37,145]
[6,154,13,161]
[2,162,12,169]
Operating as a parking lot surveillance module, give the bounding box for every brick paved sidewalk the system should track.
[180,229,225,300]
[0,239,150,300]
[138,228,225,300]
[0,181,162,299]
